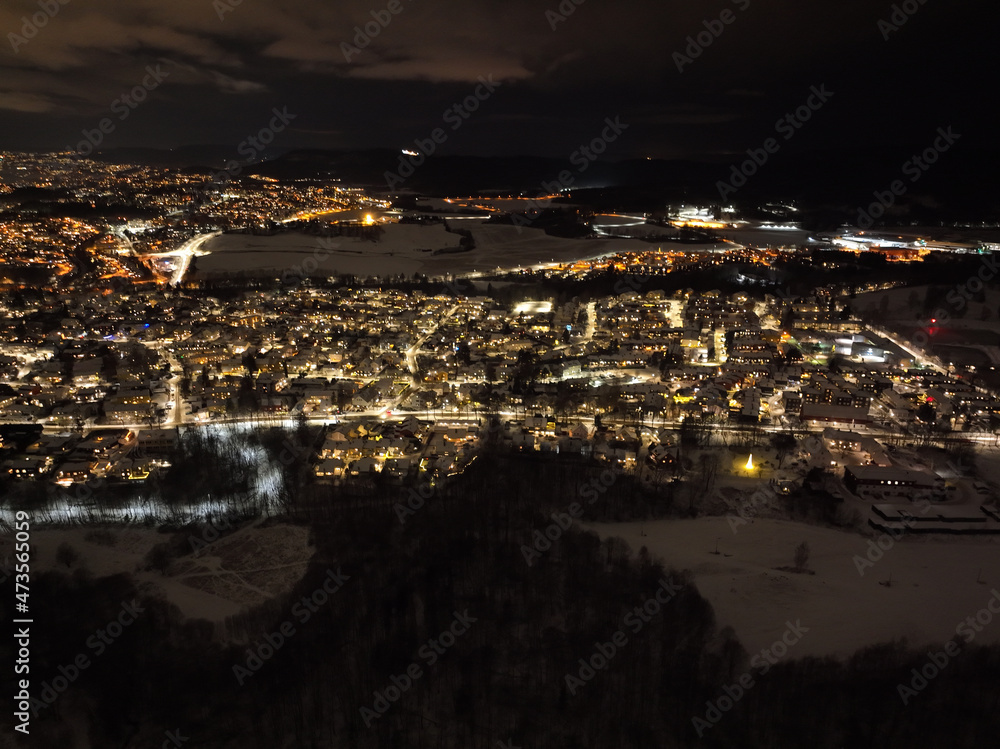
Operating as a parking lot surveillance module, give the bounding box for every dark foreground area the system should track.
[3,453,999,748]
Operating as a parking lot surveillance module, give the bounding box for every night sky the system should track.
[0,0,994,161]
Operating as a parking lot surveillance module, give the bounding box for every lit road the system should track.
[163,349,185,427]
[47,406,999,450]
[866,325,947,374]
[405,304,461,379]
[147,231,221,285]
[551,300,597,353]
[590,214,652,236]
[113,227,136,255]
[582,300,597,342]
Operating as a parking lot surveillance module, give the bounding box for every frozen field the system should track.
[722,227,814,247]
[587,516,1000,658]
[13,510,1000,658]
[196,222,658,279]
[16,521,314,623]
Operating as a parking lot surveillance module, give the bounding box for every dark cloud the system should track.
[0,0,993,162]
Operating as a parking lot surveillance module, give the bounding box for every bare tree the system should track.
[794,541,810,572]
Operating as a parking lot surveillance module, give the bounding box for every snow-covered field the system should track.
[854,285,1000,324]
[196,222,665,279]
[723,227,814,247]
[14,521,314,623]
[587,516,1000,658]
[13,509,1000,659]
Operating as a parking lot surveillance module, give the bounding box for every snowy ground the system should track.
[9,521,313,624]
[854,285,1000,372]
[11,510,1000,658]
[586,516,1000,658]
[196,222,677,279]
[871,226,1000,244]
[854,285,1000,318]
[721,227,815,248]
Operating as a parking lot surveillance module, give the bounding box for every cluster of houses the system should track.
[2,428,172,486]
[3,280,998,437]
[310,415,654,483]
[804,426,1000,535]
[3,276,1000,529]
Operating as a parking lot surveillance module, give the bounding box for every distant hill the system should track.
[88,145,1000,224]
[88,145,277,169]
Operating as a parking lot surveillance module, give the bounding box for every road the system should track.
[550,300,597,354]
[582,300,597,343]
[48,405,1000,452]
[113,227,136,256]
[405,304,461,379]
[866,325,947,374]
[163,349,185,426]
[102,303,463,433]
[378,303,463,418]
[147,231,221,285]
